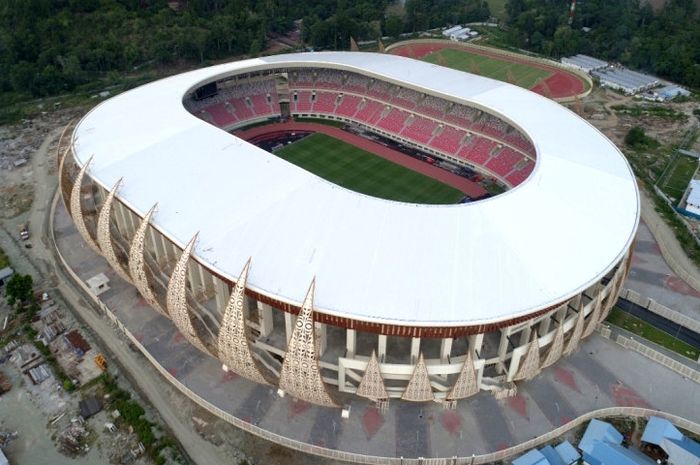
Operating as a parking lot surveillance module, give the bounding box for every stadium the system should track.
[59,51,639,409]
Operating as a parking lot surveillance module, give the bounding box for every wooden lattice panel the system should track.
[217,259,270,385]
[514,333,541,381]
[401,353,434,402]
[278,280,337,407]
[447,351,478,400]
[69,155,101,253]
[96,179,131,283]
[356,350,388,402]
[166,234,213,355]
[541,321,565,369]
[128,205,167,316]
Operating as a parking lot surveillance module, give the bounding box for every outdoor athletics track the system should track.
[235,121,489,198]
[389,42,586,100]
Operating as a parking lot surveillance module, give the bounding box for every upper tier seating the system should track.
[429,126,466,154]
[377,108,410,133]
[486,147,523,177]
[458,138,496,165]
[336,95,362,118]
[401,116,438,144]
[312,92,338,113]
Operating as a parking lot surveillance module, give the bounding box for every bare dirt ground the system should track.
[0,106,348,465]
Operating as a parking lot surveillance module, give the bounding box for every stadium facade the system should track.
[60,52,639,408]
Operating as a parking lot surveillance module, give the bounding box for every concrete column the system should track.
[440,337,453,363]
[346,329,356,358]
[377,335,387,361]
[284,312,296,343]
[197,261,214,297]
[519,325,532,347]
[539,314,552,336]
[149,228,166,265]
[498,327,510,359]
[469,333,484,358]
[257,301,273,337]
[214,277,229,314]
[316,322,327,356]
[114,202,129,237]
[187,260,203,297]
[410,337,420,362]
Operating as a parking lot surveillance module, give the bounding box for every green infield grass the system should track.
[423,48,551,89]
[274,133,465,204]
[657,153,698,203]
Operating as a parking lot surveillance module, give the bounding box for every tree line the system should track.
[0,0,490,98]
[504,0,700,89]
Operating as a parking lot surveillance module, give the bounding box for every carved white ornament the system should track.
[356,350,388,402]
[128,204,167,316]
[542,321,565,369]
[278,280,338,407]
[166,234,213,355]
[401,353,434,402]
[96,179,132,282]
[565,305,585,356]
[514,333,541,381]
[217,259,270,385]
[70,155,101,253]
[447,350,478,400]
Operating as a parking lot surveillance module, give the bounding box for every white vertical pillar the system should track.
[284,312,296,343]
[469,333,484,358]
[498,327,510,359]
[440,337,453,363]
[187,260,203,297]
[197,262,214,298]
[257,301,273,337]
[519,325,532,347]
[214,277,229,314]
[378,335,387,361]
[410,337,420,362]
[316,322,327,356]
[346,328,356,357]
[539,315,552,336]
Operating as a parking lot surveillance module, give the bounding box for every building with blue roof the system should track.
[511,441,581,465]
[580,419,656,465]
[554,441,580,464]
[512,449,549,465]
[642,416,700,465]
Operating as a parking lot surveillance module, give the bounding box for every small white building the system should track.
[685,180,700,217]
[442,25,462,37]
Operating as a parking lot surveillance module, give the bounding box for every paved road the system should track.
[617,298,700,349]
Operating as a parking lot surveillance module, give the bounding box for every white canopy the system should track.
[72,52,639,327]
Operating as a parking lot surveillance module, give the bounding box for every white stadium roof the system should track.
[72,52,639,327]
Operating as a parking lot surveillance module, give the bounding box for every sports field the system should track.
[274,133,465,204]
[657,153,698,202]
[423,48,551,89]
[389,41,588,99]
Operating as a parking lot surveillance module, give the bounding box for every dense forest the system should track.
[0,0,489,98]
[1,0,698,100]
[504,0,700,89]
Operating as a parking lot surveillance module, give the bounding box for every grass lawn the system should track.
[487,0,508,18]
[274,133,465,204]
[606,307,699,360]
[422,48,551,89]
[657,153,698,202]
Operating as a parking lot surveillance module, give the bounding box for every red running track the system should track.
[235,121,488,198]
[390,42,585,99]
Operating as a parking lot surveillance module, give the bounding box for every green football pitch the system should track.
[423,48,551,89]
[274,133,465,204]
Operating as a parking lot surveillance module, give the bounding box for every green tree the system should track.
[5,274,33,307]
[385,15,403,38]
